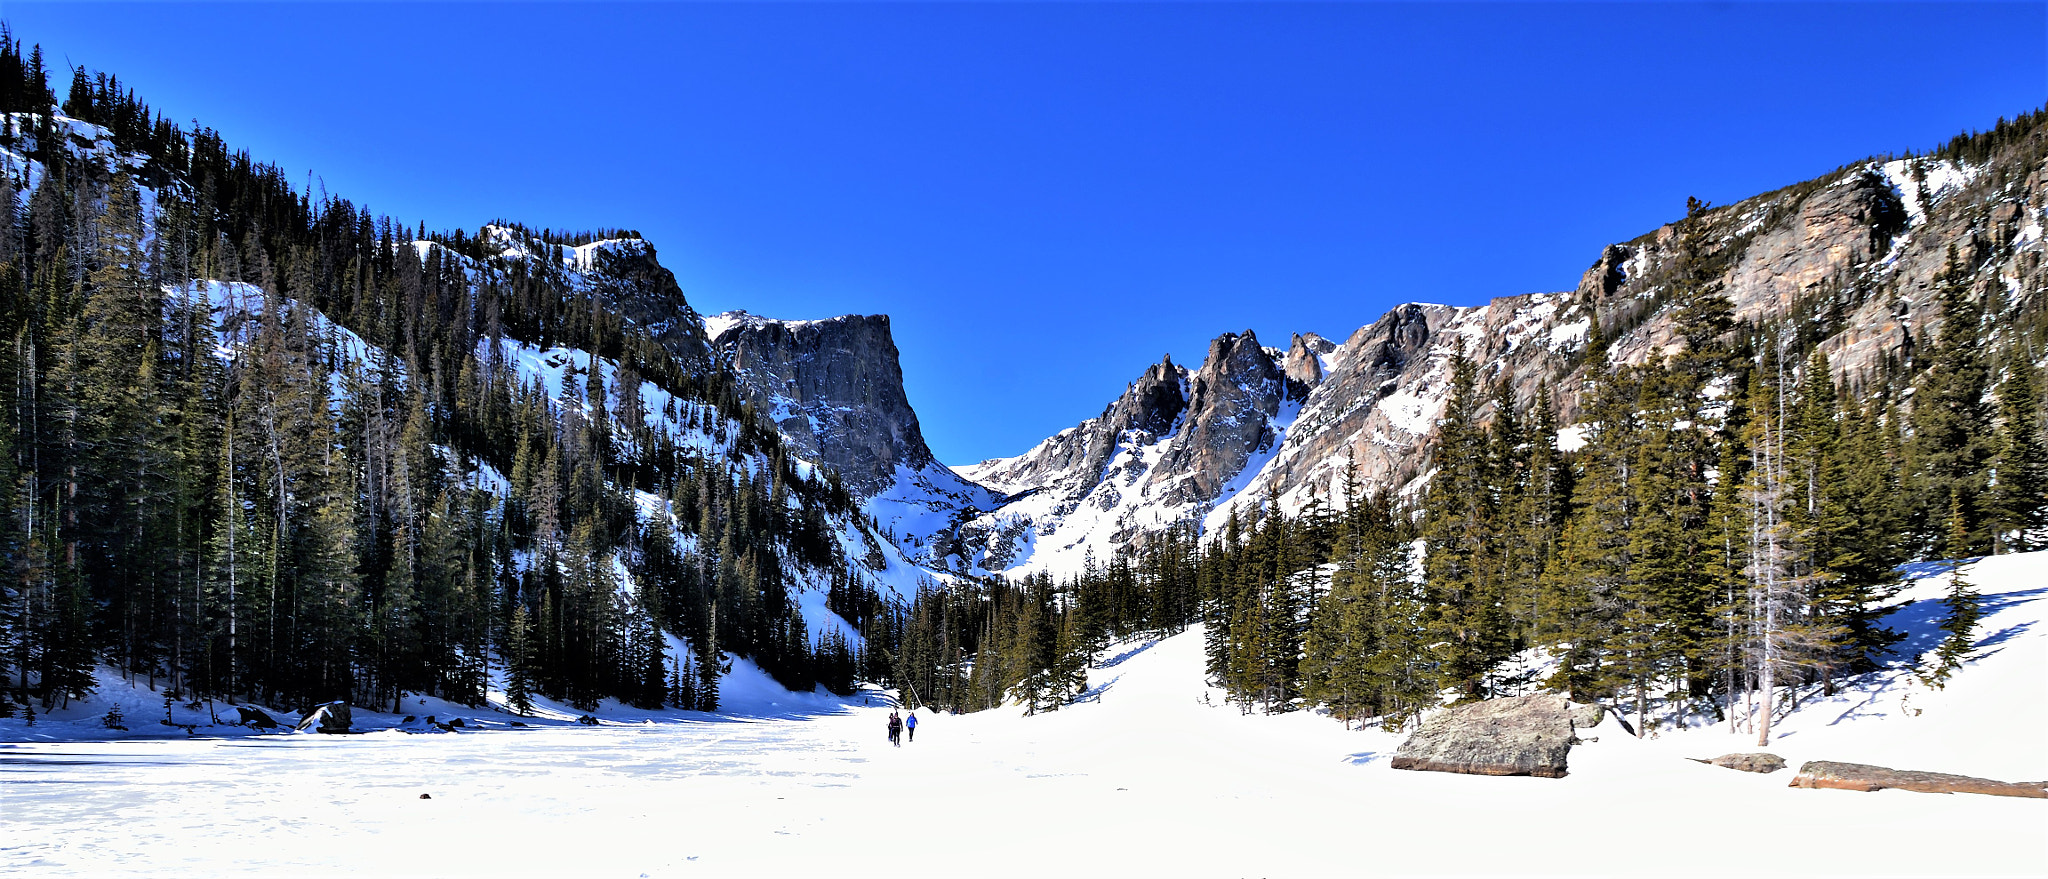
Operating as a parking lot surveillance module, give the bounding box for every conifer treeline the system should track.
[908,199,2045,735]
[0,36,871,716]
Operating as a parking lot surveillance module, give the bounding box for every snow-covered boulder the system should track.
[235,706,280,730]
[1389,693,1595,778]
[295,702,353,734]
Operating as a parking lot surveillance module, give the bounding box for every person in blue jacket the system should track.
[905,710,918,743]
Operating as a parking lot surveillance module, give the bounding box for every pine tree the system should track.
[1987,349,2048,552]
[1908,246,1993,555]
[1420,350,1510,700]
[1922,502,1980,689]
[504,603,535,716]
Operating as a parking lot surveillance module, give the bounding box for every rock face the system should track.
[706,311,941,498]
[578,239,711,367]
[1388,694,1596,778]
[1695,752,1787,774]
[953,330,1313,574]
[701,310,1001,570]
[295,701,352,734]
[478,226,711,367]
[963,356,1190,500]
[1788,761,2048,798]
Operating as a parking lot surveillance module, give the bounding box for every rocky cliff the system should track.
[705,310,1001,566]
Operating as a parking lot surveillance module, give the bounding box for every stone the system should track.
[1693,752,1786,774]
[1567,701,1605,730]
[236,706,279,729]
[419,793,432,800]
[1789,761,2048,798]
[294,701,352,734]
[1390,694,1581,778]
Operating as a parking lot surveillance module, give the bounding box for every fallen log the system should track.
[1789,761,2048,799]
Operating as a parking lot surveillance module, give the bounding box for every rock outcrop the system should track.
[1788,761,2048,798]
[295,701,352,734]
[953,330,1310,573]
[1694,752,1787,774]
[707,311,941,498]
[1388,694,1598,778]
[236,706,279,730]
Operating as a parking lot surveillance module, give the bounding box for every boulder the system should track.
[1789,761,2048,798]
[1693,752,1786,774]
[295,701,353,734]
[235,706,279,730]
[1390,694,1584,778]
[1567,701,1605,730]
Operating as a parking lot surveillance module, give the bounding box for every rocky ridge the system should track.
[935,127,2047,576]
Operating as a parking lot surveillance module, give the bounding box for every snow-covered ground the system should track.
[5,552,2044,877]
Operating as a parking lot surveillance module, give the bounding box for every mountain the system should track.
[924,126,2046,576]
[701,310,1003,570]
[5,35,2043,728]
[0,75,950,712]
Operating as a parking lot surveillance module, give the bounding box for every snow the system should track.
[1878,158,1977,228]
[6,550,2047,876]
[701,309,829,343]
[1550,316,1591,351]
[1556,424,1589,452]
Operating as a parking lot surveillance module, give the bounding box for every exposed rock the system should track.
[1576,244,1633,303]
[1156,330,1289,505]
[1788,761,2048,798]
[1284,332,1335,393]
[295,701,352,734]
[961,354,1189,499]
[1723,169,1907,328]
[579,239,710,367]
[1567,701,1605,730]
[708,312,936,497]
[1389,693,1581,778]
[236,706,279,729]
[1692,752,1787,774]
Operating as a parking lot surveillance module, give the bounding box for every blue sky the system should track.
[10,2,2044,465]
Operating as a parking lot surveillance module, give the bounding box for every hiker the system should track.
[905,710,918,743]
[887,710,902,747]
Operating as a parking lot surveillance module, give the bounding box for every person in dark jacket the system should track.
[887,710,902,747]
